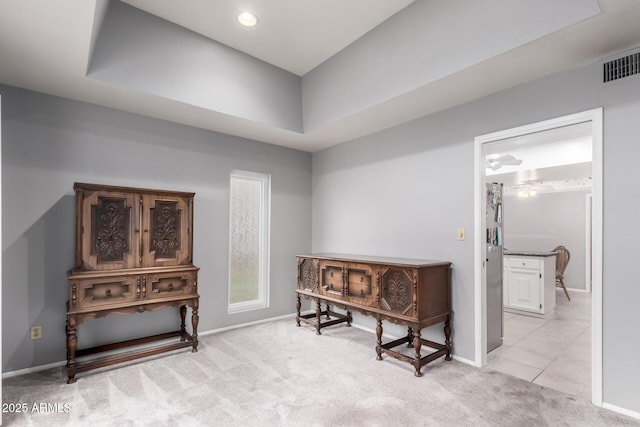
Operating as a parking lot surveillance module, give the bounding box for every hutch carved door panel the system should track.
[141,194,192,268]
[78,189,139,271]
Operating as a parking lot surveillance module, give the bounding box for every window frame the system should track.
[227,169,271,313]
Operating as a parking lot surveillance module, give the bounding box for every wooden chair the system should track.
[553,245,571,301]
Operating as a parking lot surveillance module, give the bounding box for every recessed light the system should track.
[238,12,258,27]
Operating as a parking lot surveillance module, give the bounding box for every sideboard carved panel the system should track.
[298,258,318,292]
[380,268,413,315]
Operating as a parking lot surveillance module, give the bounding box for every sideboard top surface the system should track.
[297,253,450,268]
[503,250,557,258]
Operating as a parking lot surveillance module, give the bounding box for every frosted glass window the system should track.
[228,171,270,312]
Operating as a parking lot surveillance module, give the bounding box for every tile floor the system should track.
[487,289,592,400]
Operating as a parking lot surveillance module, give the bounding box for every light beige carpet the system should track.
[3,317,638,426]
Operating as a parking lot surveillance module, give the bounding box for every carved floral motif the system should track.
[381,269,412,312]
[151,202,181,258]
[387,272,409,307]
[301,259,318,291]
[94,199,129,262]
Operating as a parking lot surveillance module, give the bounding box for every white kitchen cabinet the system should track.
[503,253,556,318]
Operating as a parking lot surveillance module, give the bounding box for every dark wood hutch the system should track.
[65,182,199,383]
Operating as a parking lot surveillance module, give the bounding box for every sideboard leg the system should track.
[315,300,322,335]
[407,326,414,348]
[413,329,423,377]
[191,299,199,352]
[66,315,77,384]
[325,304,331,320]
[295,294,302,327]
[179,305,187,341]
[346,311,352,327]
[444,317,452,361]
[375,318,383,360]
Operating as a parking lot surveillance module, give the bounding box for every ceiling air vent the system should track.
[603,52,640,83]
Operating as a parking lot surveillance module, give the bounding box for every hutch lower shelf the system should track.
[65,296,199,384]
[296,253,452,376]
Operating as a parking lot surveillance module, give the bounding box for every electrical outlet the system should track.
[457,227,465,241]
[30,325,42,340]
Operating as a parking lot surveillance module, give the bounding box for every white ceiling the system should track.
[120,0,415,76]
[487,122,593,193]
[1,0,640,152]
[486,122,593,175]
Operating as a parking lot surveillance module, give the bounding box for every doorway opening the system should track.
[473,108,603,406]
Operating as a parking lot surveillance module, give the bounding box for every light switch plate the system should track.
[457,227,465,241]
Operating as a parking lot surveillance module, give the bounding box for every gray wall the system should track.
[1,85,312,372]
[89,0,302,133]
[302,0,599,132]
[3,50,640,416]
[503,190,590,291]
[312,61,640,412]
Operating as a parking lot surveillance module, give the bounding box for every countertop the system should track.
[503,250,557,257]
[296,253,450,267]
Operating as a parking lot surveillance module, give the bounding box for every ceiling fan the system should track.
[506,181,554,197]
[486,154,522,171]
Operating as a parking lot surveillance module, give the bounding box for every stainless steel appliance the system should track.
[486,182,503,352]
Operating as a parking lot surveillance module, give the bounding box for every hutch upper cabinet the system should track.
[76,186,193,271]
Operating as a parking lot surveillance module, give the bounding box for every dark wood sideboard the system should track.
[296,253,452,376]
[66,183,199,383]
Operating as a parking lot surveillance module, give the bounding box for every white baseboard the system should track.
[3,360,66,379]
[341,320,475,364]
[198,312,296,336]
[452,354,476,366]
[566,287,589,293]
[603,402,640,420]
[297,311,398,340]
[2,312,298,379]
[350,322,402,340]
[2,312,475,379]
